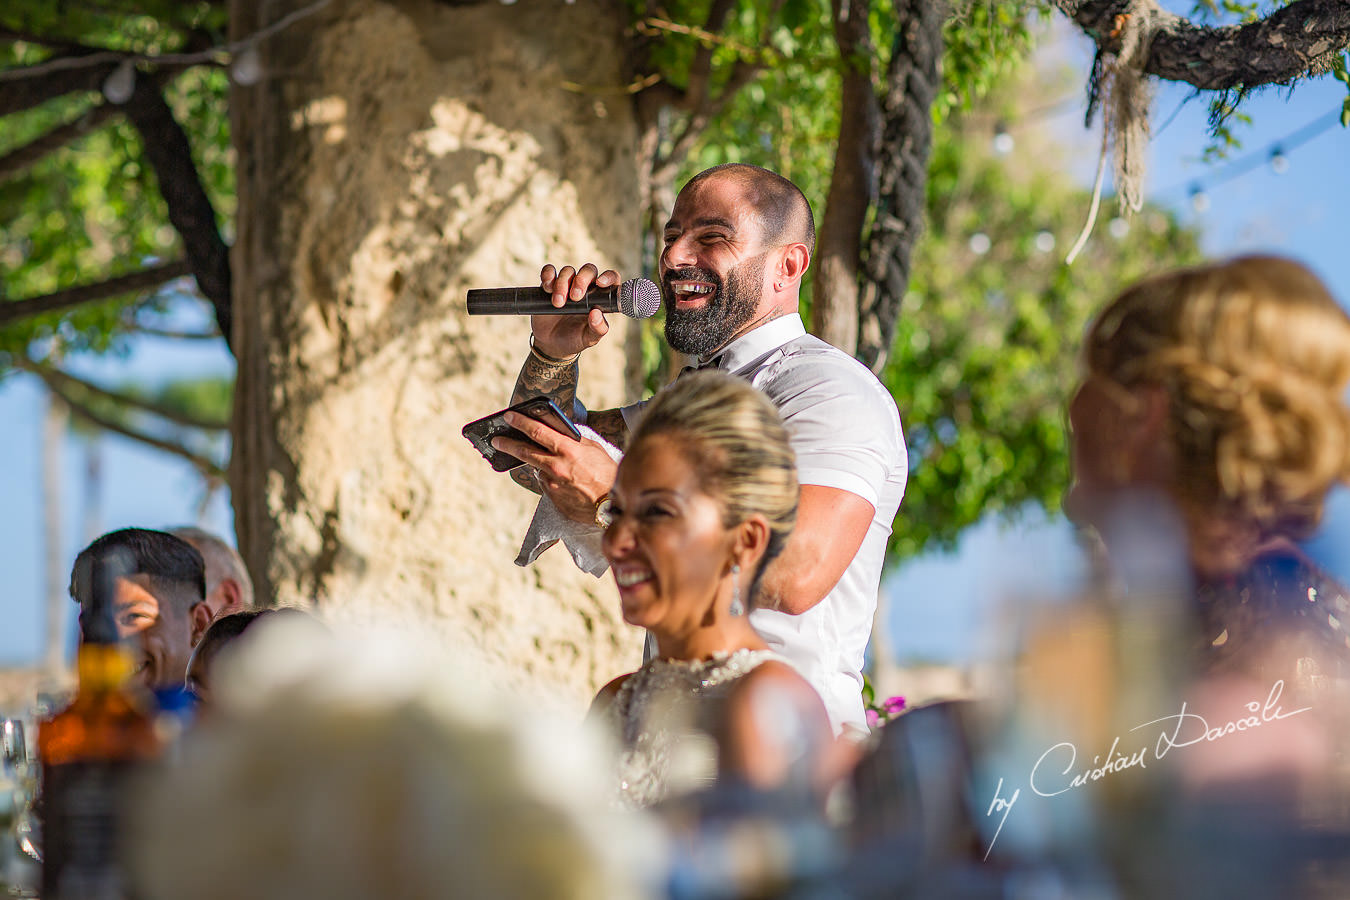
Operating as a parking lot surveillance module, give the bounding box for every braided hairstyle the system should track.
[1085,255,1350,543]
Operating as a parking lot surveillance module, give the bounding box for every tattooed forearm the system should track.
[587,408,629,450]
[506,347,580,495]
[510,348,580,410]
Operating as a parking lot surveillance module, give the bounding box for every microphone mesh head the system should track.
[619,278,662,319]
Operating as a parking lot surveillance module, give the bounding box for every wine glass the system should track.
[1,717,39,897]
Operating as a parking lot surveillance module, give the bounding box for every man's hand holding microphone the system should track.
[480,264,647,525]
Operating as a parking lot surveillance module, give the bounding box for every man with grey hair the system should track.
[167,527,256,646]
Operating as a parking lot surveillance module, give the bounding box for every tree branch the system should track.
[120,77,233,351]
[0,50,123,118]
[659,59,762,180]
[681,0,740,109]
[0,102,118,182]
[22,361,226,479]
[0,258,194,326]
[26,361,229,431]
[123,321,222,341]
[1053,0,1350,90]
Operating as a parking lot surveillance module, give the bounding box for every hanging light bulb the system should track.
[1189,185,1210,213]
[1108,217,1130,239]
[969,233,992,255]
[102,60,136,104]
[230,45,263,85]
[1269,146,1290,174]
[1034,230,1056,253]
[992,121,1014,156]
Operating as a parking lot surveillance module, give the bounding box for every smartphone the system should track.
[462,396,582,472]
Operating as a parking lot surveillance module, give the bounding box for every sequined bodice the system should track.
[606,648,780,809]
[1194,549,1350,694]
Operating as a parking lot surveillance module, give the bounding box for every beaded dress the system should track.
[1193,546,1350,698]
[605,648,781,809]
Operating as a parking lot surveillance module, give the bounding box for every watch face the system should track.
[595,497,615,528]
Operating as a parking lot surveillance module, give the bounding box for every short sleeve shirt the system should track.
[622,315,908,733]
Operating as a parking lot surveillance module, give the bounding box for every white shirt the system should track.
[622,314,908,733]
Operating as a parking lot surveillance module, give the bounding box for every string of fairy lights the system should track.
[1162,111,1343,213]
[966,97,1346,258]
[0,0,333,92]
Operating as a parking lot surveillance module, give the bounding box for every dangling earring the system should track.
[728,564,744,617]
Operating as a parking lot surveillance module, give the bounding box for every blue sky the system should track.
[1,39,1348,667]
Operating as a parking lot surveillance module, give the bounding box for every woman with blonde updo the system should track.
[589,371,832,809]
[1066,255,1350,688]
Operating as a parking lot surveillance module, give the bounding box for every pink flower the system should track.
[866,709,881,728]
[881,695,906,714]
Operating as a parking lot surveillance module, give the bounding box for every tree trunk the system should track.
[43,392,68,677]
[813,0,879,355]
[856,0,944,372]
[229,0,642,711]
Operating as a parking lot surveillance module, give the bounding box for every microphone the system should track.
[466,278,662,319]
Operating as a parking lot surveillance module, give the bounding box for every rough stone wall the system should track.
[230,0,643,714]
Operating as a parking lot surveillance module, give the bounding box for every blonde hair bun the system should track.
[1086,255,1350,539]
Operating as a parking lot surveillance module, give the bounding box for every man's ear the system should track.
[189,601,214,648]
[777,243,810,287]
[215,578,245,615]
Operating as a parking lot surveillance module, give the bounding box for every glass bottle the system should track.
[38,548,161,900]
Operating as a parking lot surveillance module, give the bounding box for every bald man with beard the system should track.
[495,163,908,736]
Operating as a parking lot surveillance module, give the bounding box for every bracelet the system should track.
[528,336,579,366]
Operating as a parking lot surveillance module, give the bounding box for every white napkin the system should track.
[514,424,622,577]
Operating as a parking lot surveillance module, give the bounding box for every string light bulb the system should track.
[230,45,262,85]
[1034,230,1056,253]
[992,121,1014,156]
[1269,146,1290,174]
[102,60,136,104]
[969,233,991,255]
[1189,185,1210,213]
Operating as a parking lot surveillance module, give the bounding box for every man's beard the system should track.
[662,255,765,358]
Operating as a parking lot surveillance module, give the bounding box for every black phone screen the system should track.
[461,397,582,472]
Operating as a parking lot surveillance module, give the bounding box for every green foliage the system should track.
[1203,98,1253,161]
[0,4,232,364]
[1335,53,1350,128]
[881,116,1202,559]
[140,373,232,428]
[935,1,1048,121]
[1190,0,1262,24]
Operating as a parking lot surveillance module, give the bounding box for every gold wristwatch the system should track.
[594,494,615,528]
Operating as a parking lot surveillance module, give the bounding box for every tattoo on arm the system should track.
[586,408,629,450]
[505,351,579,494]
[511,351,580,411]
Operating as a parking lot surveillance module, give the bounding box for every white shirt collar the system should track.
[701,313,807,374]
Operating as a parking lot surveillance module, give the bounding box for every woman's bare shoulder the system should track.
[586,671,635,722]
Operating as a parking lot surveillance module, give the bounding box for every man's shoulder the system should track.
[757,334,896,408]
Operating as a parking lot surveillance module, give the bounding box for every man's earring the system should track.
[729,563,744,617]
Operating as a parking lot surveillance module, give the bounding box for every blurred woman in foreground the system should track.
[589,371,832,809]
[1066,254,1350,695]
